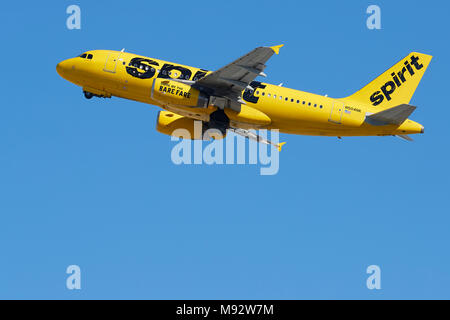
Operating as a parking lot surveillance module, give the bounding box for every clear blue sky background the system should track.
[0,0,449,299]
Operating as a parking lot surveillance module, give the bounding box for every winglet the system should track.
[277,142,286,152]
[270,44,284,55]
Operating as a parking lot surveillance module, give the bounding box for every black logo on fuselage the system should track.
[158,64,192,80]
[243,81,266,104]
[370,55,424,106]
[126,58,159,79]
[126,56,209,82]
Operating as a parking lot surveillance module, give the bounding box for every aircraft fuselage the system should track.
[56,50,424,137]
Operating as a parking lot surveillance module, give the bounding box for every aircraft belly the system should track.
[225,105,271,127]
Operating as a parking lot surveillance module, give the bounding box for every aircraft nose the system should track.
[56,59,71,78]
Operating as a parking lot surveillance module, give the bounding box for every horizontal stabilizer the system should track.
[365,104,416,126]
[396,134,414,142]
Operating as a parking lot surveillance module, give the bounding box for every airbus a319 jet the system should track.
[56,45,432,150]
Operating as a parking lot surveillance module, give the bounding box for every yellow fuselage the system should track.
[56,50,424,137]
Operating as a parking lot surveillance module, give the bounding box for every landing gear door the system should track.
[103,51,122,73]
[329,101,344,124]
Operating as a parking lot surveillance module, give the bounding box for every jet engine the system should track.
[156,111,226,140]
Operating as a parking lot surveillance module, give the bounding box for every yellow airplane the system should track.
[56,45,432,149]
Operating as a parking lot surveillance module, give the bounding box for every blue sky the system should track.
[0,0,449,299]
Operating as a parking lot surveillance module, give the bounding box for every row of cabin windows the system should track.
[79,53,93,60]
[255,90,323,109]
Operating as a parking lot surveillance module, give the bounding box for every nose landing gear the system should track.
[83,90,111,99]
[83,91,94,99]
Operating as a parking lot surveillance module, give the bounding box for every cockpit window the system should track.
[78,53,93,59]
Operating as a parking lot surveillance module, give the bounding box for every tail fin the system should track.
[345,52,432,111]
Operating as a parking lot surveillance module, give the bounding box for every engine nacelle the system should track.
[156,111,226,140]
[152,79,209,108]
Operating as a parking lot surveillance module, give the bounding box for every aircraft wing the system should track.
[230,128,286,152]
[193,45,283,110]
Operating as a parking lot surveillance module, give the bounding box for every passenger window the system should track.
[268,93,271,97]
[274,95,277,98]
[262,92,265,96]
[297,100,299,103]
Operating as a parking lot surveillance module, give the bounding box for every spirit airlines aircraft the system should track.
[56,46,432,150]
